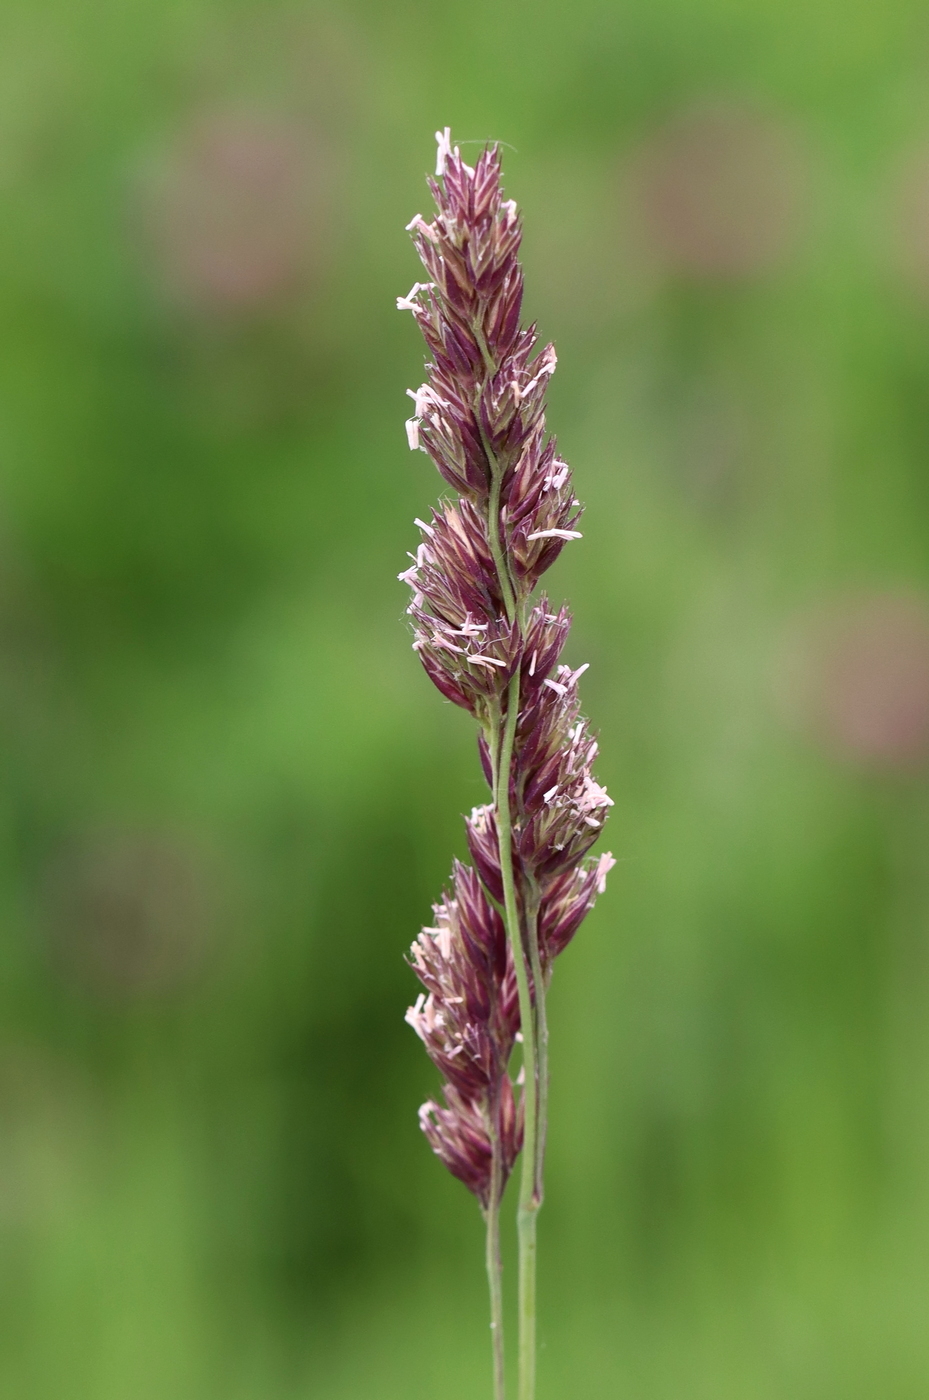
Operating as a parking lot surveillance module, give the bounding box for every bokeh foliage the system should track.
[3,0,929,1395]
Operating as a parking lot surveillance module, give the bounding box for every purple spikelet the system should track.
[399,129,614,1221]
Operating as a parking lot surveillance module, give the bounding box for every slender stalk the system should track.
[524,888,547,1203]
[484,1113,506,1400]
[494,673,539,1400]
[487,707,501,799]
[516,1197,537,1400]
[485,448,516,622]
[481,384,541,1400]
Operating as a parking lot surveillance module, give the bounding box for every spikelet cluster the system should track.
[400,130,614,1204]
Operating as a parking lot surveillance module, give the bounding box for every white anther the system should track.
[407,384,438,418]
[397,282,427,310]
[528,650,537,677]
[544,464,570,492]
[526,528,583,542]
[519,351,557,399]
[543,678,567,696]
[595,853,616,894]
[405,419,420,450]
[435,127,452,177]
[414,517,435,537]
[407,214,438,241]
[581,775,614,809]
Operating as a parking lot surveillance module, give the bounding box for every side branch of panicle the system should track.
[406,862,522,1206]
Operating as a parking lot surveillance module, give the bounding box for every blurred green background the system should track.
[3,0,929,1395]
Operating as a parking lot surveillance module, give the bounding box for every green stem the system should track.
[495,675,539,1400]
[487,708,501,802]
[484,1112,506,1400]
[517,1194,537,1400]
[486,456,516,622]
[524,888,547,1203]
[478,359,541,1400]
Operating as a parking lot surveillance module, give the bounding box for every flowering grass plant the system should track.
[399,129,614,1400]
